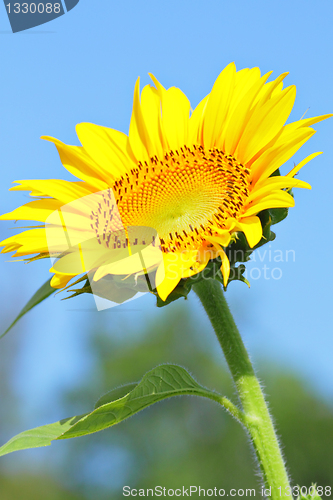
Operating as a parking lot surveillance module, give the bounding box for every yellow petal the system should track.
[0,199,62,222]
[188,94,209,146]
[223,71,272,155]
[221,254,230,287]
[234,216,263,248]
[50,272,76,289]
[149,74,191,151]
[211,246,230,287]
[140,84,166,157]
[76,123,135,178]
[42,136,109,190]
[250,128,315,184]
[156,257,182,302]
[253,72,289,107]
[0,228,48,256]
[128,77,152,161]
[219,67,260,140]
[287,152,322,178]
[207,232,231,247]
[243,190,295,217]
[93,254,142,281]
[228,67,261,113]
[248,176,311,204]
[155,250,197,301]
[203,63,236,148]
[284,113,333,132]
[237,85,296,164]
[10,179,93,205]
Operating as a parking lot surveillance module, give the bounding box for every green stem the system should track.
[193,279,291,500]
[209,393,247,426]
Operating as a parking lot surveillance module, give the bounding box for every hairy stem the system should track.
[193,279,291,499]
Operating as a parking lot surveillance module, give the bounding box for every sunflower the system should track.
[0,63,330,302]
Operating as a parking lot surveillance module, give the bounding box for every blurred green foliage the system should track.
[0,300,332,499]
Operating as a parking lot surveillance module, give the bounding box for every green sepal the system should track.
[155,279,192,307]
[63,273,147,303]
[268,207,289,226]
[60,274,91,299]
[226,263,250,288]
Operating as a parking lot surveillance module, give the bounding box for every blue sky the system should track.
[0,0,333,456]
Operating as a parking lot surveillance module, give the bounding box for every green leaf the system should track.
[0,415,86,457]
[0,365,224,456]
[1,278,56,339]
[94,383,138,409]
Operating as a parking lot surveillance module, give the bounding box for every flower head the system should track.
[0,63,330,303]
